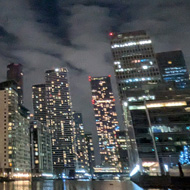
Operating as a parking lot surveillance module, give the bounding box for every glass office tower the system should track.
[127,94,190,173]
[156,50,189,89]
[110,30,161,99]
[109,30,162,170]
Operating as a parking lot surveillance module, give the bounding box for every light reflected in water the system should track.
[1,180,31,190]
[0,180,164,190]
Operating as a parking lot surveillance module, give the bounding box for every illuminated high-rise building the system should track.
[32,84,53,176]
[110,30,161,100]
[89,76,120,167]
[116,131,129,173]
[7,63,23,104]
[30,120,53,176]
[73,112,89,171]
[0,81,31,179]
[45,68,75,176]
[156,50,189,89]
[32,84,47,124]
[110,31,162,169]
[85,133,95,175]
[128,92,190,173]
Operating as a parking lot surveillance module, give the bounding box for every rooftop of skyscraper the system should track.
[45,68,68,73]
[32,84,46,88]
[109,30,147,39]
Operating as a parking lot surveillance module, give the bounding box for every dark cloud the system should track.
[65,61,86,73]
[0,26,18,43]
[18,47,62,59]
[29,0,71,44]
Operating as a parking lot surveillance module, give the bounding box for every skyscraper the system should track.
[156,50,189,89]
[7,63,23,104]
[73,112,89,172]
[0,81,31,179]
[89,76,120,168]
[85,133,95,175]
[110,30,162,170]
[110,30,161,100]
[116,131,129,173]
[128,93,190,172]
[45,68,75,176]
[30,120,53,176]
[32,84,47,124]
[32,84,53,177]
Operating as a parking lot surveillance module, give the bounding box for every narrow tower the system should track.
[45,68,76,176]
[89,76,120,168]
[73,112,89,173]
[7,63,23,104]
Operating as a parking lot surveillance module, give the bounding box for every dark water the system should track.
[0,180,164,190]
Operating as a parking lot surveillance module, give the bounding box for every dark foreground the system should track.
[131,172,190,189]
[0,179,164,190]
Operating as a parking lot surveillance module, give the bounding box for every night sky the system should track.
[0,1,190,152]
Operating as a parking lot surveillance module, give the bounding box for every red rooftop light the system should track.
[108,75,111,77]
[109,32,114,36]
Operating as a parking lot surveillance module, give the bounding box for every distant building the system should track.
[32,84,47,124]
[85,133,95,175]
[156,50,189,89]
[116,131,129,173]
[0,81,31,179]
[32,84,53,177]
[45,68,76,176]
[89,76,120,168]
[94,166,120,173]
[7,63,23,104]
[73,112,89,171]
[30,120,53,176]
[127,92,190,173]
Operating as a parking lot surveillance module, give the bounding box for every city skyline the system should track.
[0,1,190,187]
[0,1,190,135]
[1,29,190,170]
[1,31,190,168]
[1,36,190,179]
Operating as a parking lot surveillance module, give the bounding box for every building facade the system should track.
[156,50,189,89]
[85,133,95,175]
[30,120,53,176]
[127,95,190,173]
[0,81,31,179]
[32,84,47,124]
[73,112,89,172]
[45,68,76,176]
[116,131,129,173]
[109,30,162,170]
[89,76,120,168]
[110,30,161,100]
[7,63,23,105]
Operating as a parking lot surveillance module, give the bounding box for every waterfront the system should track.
[0,180,164,190]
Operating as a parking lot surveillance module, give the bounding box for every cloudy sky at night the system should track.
[0,0,190,140]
